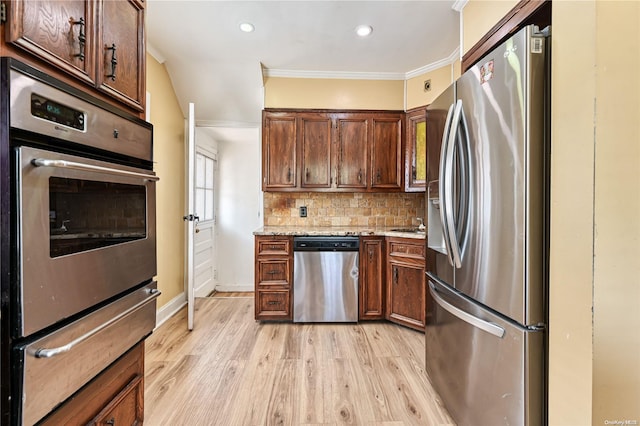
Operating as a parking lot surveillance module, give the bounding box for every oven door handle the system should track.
[31,158,160,181]
[33,288,161,359]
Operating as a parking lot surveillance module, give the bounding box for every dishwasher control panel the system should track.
[293,236,359,251]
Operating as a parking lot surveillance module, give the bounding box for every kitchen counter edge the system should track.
[253,226,426,240]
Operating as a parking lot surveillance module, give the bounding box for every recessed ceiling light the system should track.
[355,25,373,37]
[239,22,255,33]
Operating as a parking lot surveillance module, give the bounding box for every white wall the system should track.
[202,127,261,292]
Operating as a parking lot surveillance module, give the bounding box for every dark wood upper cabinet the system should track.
[335,115,369,190]
[262,111,297,190]
[262,109,404,193]
[6,0,96,84]
[3,0,146,114]
[370,114,403,190]
[97,0,145,111]
[299,113,333,189]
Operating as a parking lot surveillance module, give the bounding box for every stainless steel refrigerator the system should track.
[425,25,549,425]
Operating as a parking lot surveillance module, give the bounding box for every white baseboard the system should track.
[155,292,186,329]
[214,284,254,292]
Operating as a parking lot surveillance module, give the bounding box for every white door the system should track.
[193,147,217,298]
[184,104,218,331]
[184,103,197,330]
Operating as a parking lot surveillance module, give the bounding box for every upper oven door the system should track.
[17,146,158,338]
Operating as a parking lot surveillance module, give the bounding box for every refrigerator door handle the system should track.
[443,100,464,268]
[428,281,505,338]
[438,103,456,267]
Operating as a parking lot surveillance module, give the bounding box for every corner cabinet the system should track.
[262,109,404,193]
[254,236,293,320]
[3,0,146,113]
[386,237,426,331]
[359,236,385,320]
[405,106,427,192]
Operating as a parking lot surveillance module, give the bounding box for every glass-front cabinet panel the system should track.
[405,106,427,192]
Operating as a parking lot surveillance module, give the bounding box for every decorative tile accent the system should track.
[263,192,425,227]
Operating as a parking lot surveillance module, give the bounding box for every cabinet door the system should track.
[405,107,427,192]
[359,237,385,320]
[335,115,368,189]
[7,0,95,84]
[387,261,426,331]
[371,114,403,190]
[299,114,332,189]
[97,0,145,111]
[262,113,297,190]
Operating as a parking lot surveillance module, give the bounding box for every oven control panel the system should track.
[31,94,85,131]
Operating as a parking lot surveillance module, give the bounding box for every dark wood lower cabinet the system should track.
[386,237,426,331]
[359,236,385,320]
[254,236,293,320]
[40,342,144,425]
[254,234,427,331]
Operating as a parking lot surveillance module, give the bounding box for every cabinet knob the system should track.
[106,418,115,426]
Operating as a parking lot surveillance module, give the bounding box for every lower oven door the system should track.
[18,282,159,426]
[17,146,158,337]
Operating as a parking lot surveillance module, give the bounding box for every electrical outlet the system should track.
[299,206,307,217]
[424,79,431,92]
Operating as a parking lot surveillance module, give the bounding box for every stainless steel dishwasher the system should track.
[293,236,359,322]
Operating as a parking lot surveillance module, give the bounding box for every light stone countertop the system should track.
[253,226,426,240]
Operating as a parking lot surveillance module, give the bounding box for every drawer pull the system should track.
[267,301,280,306]
[267,270,279,275]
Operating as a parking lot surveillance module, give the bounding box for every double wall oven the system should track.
[0,58,159,424]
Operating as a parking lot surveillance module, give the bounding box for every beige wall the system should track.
[406,65,454,109]
[146,54,186,307]
[548,2,596,424]
[264,77,404,110]
[592,1,640,424]
[463,1,640,424]
[462,0,519,54]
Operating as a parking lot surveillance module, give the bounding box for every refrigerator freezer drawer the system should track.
[426,279,544,426]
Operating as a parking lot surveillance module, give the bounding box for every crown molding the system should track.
[264,68,405,81]
[263,48,461,82]
[452,0,468,12]
[405,47,460,79]
[146,43,166,64]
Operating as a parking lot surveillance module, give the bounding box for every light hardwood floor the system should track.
[144,296,454,425]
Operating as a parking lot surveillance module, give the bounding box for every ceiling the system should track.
[145,1,460,128]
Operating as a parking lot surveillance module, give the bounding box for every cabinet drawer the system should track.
[256,290,291,319]
[257,238,291,255]
[388,240,425,259]
[89,375,143,425]
[256,259,290,285]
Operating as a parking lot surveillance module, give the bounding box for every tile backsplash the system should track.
[263,192,425,227]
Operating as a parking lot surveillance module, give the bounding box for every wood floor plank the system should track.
[144,298,455,426]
